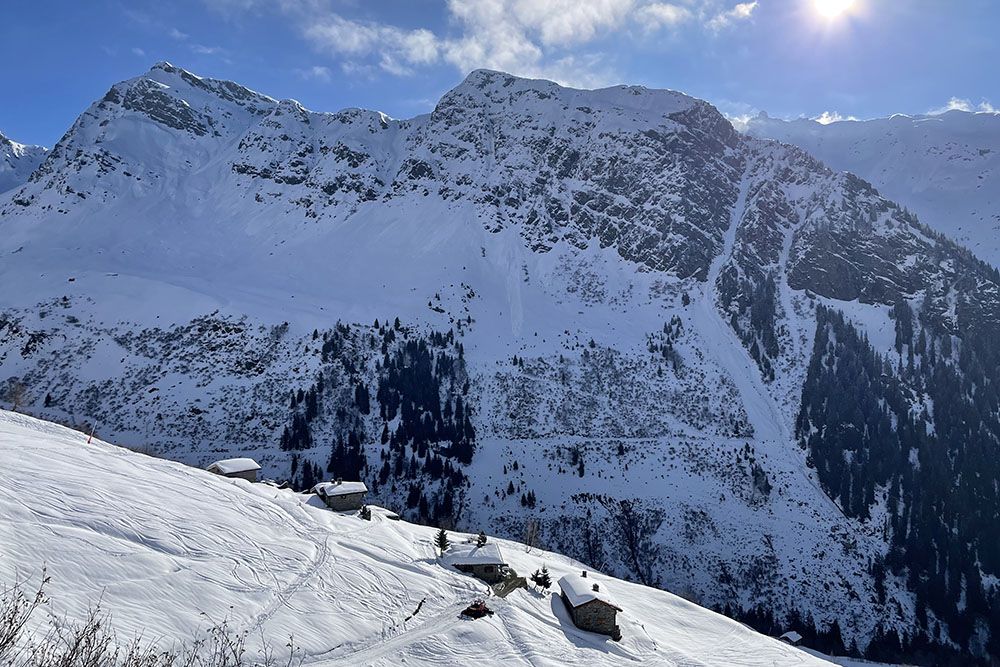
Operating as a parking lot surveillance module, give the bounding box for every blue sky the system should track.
[2,0,997,146]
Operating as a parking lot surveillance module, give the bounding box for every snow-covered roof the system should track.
[779,630,802,644]
[313,480,368,497]
[207,458,261,474]
[558,574,622,611]
[443,542,505,566]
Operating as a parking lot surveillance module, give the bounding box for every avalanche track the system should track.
[692,165,789,445]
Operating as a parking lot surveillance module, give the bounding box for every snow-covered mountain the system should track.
[2,63,999,664]
[0,410,844,666]
[0,131,46,193]
[744,110,1000,265]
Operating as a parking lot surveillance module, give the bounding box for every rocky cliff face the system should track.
[2,63,999,663]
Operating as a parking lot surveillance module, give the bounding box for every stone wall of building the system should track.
[562,594,620,638]
[324,492,365,511]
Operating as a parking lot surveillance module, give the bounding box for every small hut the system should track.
[312,479,368,511]
[778,630,803,646]
[558,571,622,640]
[207,458,261,482]
[443,543,509,584]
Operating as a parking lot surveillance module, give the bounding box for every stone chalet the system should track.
[558,571,622,640]
[207,458,261,482]
[443,543,509,584]
[312,479,368,511]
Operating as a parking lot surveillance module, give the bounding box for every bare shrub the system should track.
[0,569,50,662]
[1,379,27,413]
[1,573,302,667]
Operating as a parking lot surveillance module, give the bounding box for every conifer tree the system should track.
[530,565,552,591]
[435,528,450,555]
[476,530,487,547]
[538,565,552,590]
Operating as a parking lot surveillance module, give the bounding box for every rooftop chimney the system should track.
[592,583,600,592]
[336,477,342,484]
[581,570,587,578]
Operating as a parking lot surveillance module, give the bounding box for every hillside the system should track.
[0,410,834,666]
[2,64,999,663]
[744,110,1000,265]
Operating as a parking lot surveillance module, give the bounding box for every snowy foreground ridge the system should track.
[0,410,833,666]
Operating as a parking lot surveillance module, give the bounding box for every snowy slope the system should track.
[744,110,1000,265]
[0,131,46,193]
[0,410,833,666]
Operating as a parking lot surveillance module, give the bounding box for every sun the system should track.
[814,0,855,18]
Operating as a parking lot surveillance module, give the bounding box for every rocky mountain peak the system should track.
[0,131,48,194]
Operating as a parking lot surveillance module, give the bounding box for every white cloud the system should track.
[929,97,997,115]
[507,0,636,46]
[205,0,759,86]
[440,4,621,87]
[707,1,758,31]
[813,110,857,124]
[296,65,332,82]
[191,44,225,55]
[339,61,376,78]
[399,28,440,64]
[439,1,546,76]
[304,16,440,75]
[131,47,146,57]
[637,3,694,29]
[169,27,189,41]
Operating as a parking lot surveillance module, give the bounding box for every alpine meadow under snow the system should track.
[2,63,1000,665]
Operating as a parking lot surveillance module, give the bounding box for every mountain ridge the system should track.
[744,108,1000,266]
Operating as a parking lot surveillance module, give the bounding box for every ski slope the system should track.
[0,410,837,666]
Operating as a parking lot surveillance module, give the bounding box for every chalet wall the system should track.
[561,593,620,638]
[219,469,258,482]
[324,492,365,511]
[455,563,503,584]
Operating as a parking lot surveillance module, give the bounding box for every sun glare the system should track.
[814,0,855,19]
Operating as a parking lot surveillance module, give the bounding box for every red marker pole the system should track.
[86,422,98,444]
